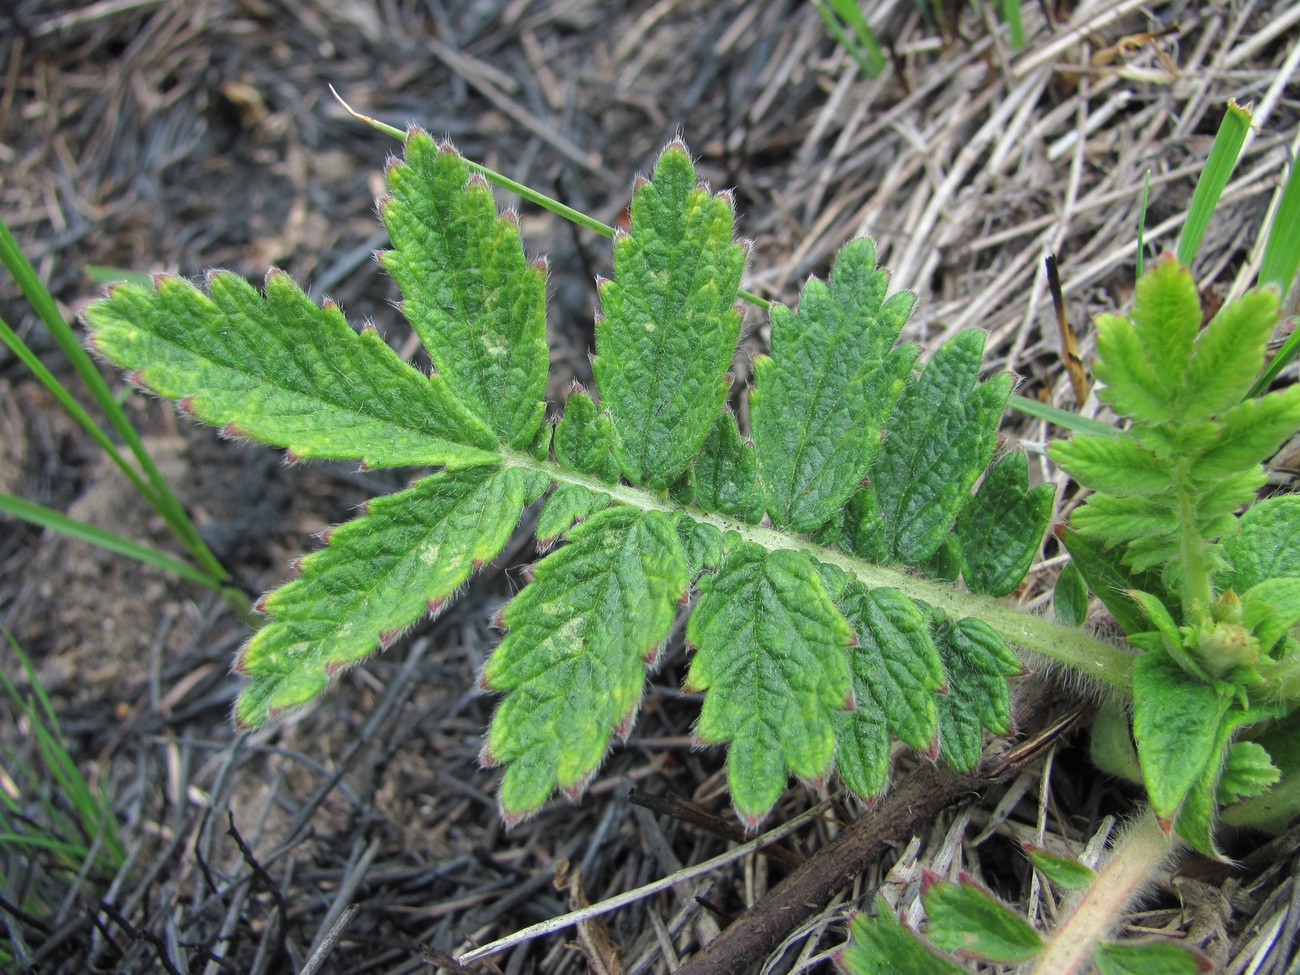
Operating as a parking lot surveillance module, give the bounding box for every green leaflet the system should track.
[481,507,687,821]
[535,483,610,547]
[553,385,620,483]
[1216,741,1279,805]
[921,873,1043,963]
[1092,941,1213,975]
[1024,845,1097,890]
[1222,495,1300,592]
[841,899,966,975]
[685,544,853,826]
[379,131,549,450]
[1053,560,1090,628]
[846,329,1011,565]
[1131,652,1231,826]
[750,238,916,531]
[592,142,745,488]
[933,616,1022,771]
[234,466,527,727]
[834,584,943,798]
[84,270,499,469]
[692,409,762,522]
[956,450,1054,597]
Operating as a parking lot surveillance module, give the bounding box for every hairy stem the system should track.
[498,448,1136,694]
[1025,807,1178,975]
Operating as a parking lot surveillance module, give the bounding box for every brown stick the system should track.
[674,678,1078,975]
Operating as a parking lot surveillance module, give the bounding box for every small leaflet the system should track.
[933,616,1022,771]
[685,543,852,826]
[833,583,943,799]
[851,329,1010,566]
[921,873,1043,963]
[750,238,916,532]
[535,483,611,547]
[84,271,500,470]
[592,142,745,488]
[233,466,527,727]
[553,386,620,483]
[692,410,762,522]
[379,131,549,450]
[481,507,687,820]
[840,898,966,975]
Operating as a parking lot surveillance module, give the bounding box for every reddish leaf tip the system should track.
[177,396,196,416]
[427,597,446,616]
[284,449,303,465]
[325,659,348,677]
[251,594,269,615]
[923,738,941,762]
[530,256,549,274]
[220,421,247,439]
[378,628,401,649]
[632,174,651,192]
[614,709,638,740]
[920,868,943,893]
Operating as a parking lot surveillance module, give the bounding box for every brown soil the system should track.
[2,1,1298,973]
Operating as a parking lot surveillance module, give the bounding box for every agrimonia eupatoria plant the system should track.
[84,130,1126,828]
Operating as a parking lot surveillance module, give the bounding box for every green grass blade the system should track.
[1247,325,1300,399]
[1176,101,1251,268]
[83,264,154,287]
[0,493,228,593]
[1258,154,1300,298]
[814,0,887,78]
[0,217,231,584]
[1001,0,1025,47]
[1009,393,1120,437]
[1136,169,1151,281]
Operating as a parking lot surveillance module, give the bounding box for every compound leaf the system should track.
[592,142,745,487]
[834,583,943,798]
[84,270,498,469]
[379,131,549,449]
[750,238,916,531]
[957,450,1054,597]
[234,465,527,727]
[933,616,1022,771]
[685,544,852,826]
[850,330,1010,565]
[482,506,686,821]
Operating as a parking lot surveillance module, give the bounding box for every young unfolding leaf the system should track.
[932,616,1022,771]
[84,270,499,470]
[956,450,1054,597]
[685,544,853,826]
[921,872,1043,963]
[844,329,1010,565]
[482,506,687,821]
[750,238,916,531]
[592,142,746,488]
[379,132,549,450]
[234,466,528,727]
[833,583,943,798]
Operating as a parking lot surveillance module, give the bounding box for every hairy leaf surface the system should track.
[957,450,1054,597]
[921,874,1043,963]
[846,330,1010,565]
[933,616,1022,770]
[750,238,916,531]
[553,386,620,483]
[834,583,943,798]
[692,410,761,522]
[685,544,852,825]
[380,131,549,449]
[482,506,687,820]
[841,900,967,975]
[85,271,498,469]
[592,142,745,487]
[235,466,527,727]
